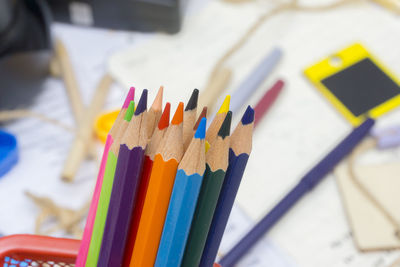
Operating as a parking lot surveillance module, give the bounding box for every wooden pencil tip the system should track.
[171,102,184,125]
[218,111,232,138]
[135,89,148,115]
[218,95,230,114]
[122,87,135,108]
[124,101,135,121]
[151,86,164,111]
[185,89,199,111]
[241,105,255,125]
[158,102,171,130]
[193,106,208,130]
[194,118,206,139]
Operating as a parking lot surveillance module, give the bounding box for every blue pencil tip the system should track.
[135,89,148,115]
[194,118,206,139]
[241,105,255,125]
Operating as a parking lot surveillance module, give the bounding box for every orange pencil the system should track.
[129,102,184,267]
[122,102,171,266]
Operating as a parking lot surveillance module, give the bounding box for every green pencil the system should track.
[181,111,232,267]
[85,101,135,267]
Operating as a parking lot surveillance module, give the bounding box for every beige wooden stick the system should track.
[54,39,85,123]
[49,56,62,78]
[26,191,90,238]
[198,68,231,113]
[62,74,113,182]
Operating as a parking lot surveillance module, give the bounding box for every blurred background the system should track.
[0,0,400,266]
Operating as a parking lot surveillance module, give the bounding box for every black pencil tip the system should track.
[135,89,148,115]
[241,106,254,125]
[185,89,199,111]
[218,111,232,138]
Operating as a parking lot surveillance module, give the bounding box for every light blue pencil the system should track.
[154,118,207,267]
[230,48,282,114]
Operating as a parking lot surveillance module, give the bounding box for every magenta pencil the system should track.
[254,80,284,128]
[75,87,134,267]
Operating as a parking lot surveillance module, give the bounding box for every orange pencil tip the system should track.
[158,102,171,130]
[171,102,184,125]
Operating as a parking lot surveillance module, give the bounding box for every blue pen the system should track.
[155,118,207,267]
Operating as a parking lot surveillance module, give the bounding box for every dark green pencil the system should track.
[181,111,232,267]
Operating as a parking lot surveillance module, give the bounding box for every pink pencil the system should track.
[75,87,135,267]
[254,80,284,128]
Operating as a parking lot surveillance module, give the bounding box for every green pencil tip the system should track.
[124,101,135,121]
[218,111,232,138]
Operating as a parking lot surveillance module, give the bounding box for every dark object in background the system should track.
[0,0,52,109]
[321,58,400,117]
[46,0,187,34]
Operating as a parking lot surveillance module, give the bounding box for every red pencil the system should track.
[122,103,171,266]
[254,79,284,128]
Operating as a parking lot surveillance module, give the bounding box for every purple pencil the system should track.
[219,118,375,266]
[98,90,148,267]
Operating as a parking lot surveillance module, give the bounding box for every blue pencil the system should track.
[200,106,255,267]
[219,118,375,266]
[154,118,207,267]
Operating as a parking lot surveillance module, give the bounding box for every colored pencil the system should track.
[194,107,208,131]
[254,79,284,128]
[183,89,199,151]
[129,103,185,267]
[155,117,207,267]
[200,106,255,266]
[219,118,375,267]
[98,90,148,267]
[76,87,134,267]
[146,86,163,138]
[206,95,230,147]
[181,111,232,267]
[122,102,171,266]
[229,48,282,114]
[85,100,136,267]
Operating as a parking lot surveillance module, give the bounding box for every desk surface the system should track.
[1,0,400,266]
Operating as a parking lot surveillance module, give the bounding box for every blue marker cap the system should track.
[0,130,18,178]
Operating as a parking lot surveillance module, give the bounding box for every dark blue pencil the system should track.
[219,118,375,266]
[200,106,254,267]
[98,90,148,267]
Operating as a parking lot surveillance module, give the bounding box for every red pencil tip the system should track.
[158,103,171,130]
[171,102,184,125]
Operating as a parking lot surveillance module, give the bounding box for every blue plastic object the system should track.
[0,130,18,178]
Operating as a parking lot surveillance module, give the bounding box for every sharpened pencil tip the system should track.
[124,101,135,122]
[135,89,148,115]
[218,111,232,138]
[218,95,230,114]
[151,86,164,111]
[158,103,171,130]
[122,87,135,108]
[185,89,199,111]
[171,102,184,125]
[193,106,207,130]
[194,118,206,139]
[241,106,255,125]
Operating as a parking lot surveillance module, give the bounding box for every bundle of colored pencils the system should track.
[76,87,254,267]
